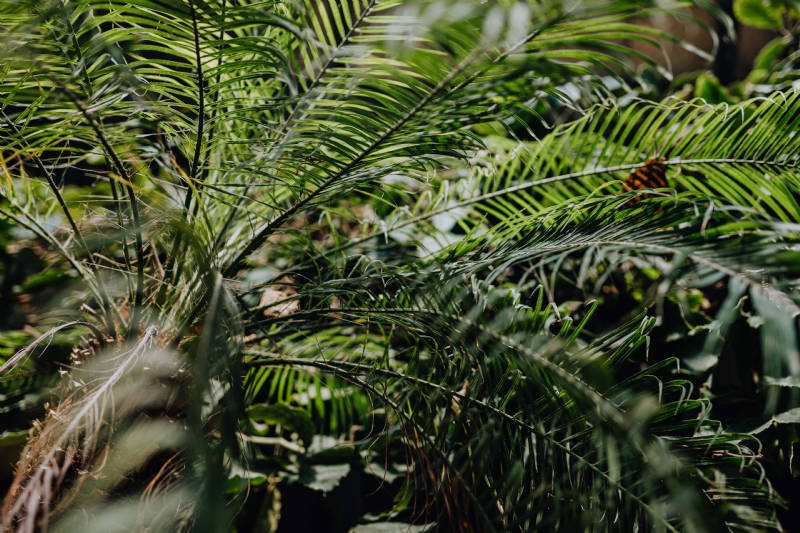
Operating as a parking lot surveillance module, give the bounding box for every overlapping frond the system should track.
[429,194,800,380]
[240,267,783,531]
[481,91,800,221]
[3,0,796,532]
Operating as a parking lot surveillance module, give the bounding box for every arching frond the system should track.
[3,1,795,532]
[240,271,783,532]
[482,92,800,221]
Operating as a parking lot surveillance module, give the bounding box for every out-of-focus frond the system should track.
[1,328,190,531]
[241,270,783,531]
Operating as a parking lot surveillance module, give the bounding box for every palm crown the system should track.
[0,0,798,532]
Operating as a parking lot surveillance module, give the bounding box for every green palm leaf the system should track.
[1,0,794,532]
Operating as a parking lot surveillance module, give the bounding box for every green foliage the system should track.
[734,0,785,30]
[0,0,799,532]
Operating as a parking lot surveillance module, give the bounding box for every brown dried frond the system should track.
[400,422,490,533]
[1,327,191,532]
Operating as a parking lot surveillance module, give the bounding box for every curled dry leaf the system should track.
[259,278,298,318]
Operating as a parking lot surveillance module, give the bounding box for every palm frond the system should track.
[240,271,783,531]
[482,92,800,221]
[2,0,795,531]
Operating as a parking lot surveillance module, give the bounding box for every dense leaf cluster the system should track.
[1,1,799,532]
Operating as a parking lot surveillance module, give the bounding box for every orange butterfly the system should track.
[623,157,667,204]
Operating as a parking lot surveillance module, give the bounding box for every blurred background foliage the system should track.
[2,0,800,532]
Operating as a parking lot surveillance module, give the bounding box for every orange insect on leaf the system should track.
[623,157,667,204]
